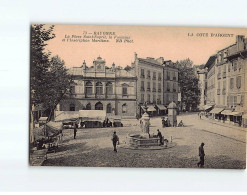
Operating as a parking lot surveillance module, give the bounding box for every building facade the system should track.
[194,66,207,110]
[132,53,178,117]
[205,55,217,107]
[204,35,247,127]
[58,56,137,118]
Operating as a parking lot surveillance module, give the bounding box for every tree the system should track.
[30,24,55,106]
[43,55,73,121]
[177,59,201,111]
[30,25,73,121]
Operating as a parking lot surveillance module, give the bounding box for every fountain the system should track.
[122,102,176,150]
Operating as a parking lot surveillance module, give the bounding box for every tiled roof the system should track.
[138,58,162,66]
[205,55,217,68]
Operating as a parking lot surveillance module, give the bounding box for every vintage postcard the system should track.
[30,24,246,169]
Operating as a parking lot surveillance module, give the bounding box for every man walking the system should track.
[197,142,205,168]
[111,131,119,152]
[162,118,165,128]
[73,123,77,139]
[157,129,163,145]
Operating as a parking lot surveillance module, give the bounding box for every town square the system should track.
[29,24,247,169]
[41,113,246,169]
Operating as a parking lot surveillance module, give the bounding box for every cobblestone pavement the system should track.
[43,113,246,169]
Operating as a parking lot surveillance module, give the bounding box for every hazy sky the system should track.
[45,25,247,68]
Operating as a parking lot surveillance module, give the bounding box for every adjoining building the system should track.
[204,35,247,127]
[58,56,137,118]
[132,53,178,117]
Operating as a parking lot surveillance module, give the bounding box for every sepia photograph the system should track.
[29,24,247,169]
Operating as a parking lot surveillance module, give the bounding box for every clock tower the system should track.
[93,56,105,72]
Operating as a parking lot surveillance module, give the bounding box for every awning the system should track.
[46,121,63,137]
[141,105,157,112]
[221,110,232,115]
[79,110,106,122]
[39,117,48,122]
[230,112,242,116]
[203,105,213,110]
[209,108,224,114]
[54,111,80,121]
[156,105,167,110]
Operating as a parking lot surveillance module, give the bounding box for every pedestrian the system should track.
[197,142,205,168]
[111,131,119,152]
[162,118,165,128]
[199,112,202,120]
[157,129,163,145]
[73,123,77,139]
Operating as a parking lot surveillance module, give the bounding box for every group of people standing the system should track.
[161,117,169,128]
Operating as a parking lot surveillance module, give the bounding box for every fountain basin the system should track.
[128,134,160,148]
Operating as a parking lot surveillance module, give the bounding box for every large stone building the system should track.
[59,54,178,119]
[132,53,178,117]
[204,35,247,127]
[58,56,137,118]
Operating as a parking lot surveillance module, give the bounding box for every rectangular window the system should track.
[153,72,156,80]
[153,94,156,104]
[96,87,103,95]
[122,104,127,113]
[241,95,244,106]
[173,73,176,81]
[158,73,162,81]
[233,61,237,71]
[141,69,145,78]
[230,78,234,89]
[233,96,237,106]
[164,70,167,80]
[167,83,170,92]
[141,81,145,91]
[173,83,176,92]
[147,82,150,91]
[167,72,170,80]
[158,95,161,104]
[85,87,92,95]
[153,82,156,92]
[236,76,241,89]
[122,87,127,96]
[237,95,241,104]
[147,94,150,103]
[141,94,144,103]
[222,95,225,106]
[147,70,150,79]
[158,83,161,92]
[222,81,226,95]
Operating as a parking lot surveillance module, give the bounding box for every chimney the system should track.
[134,52,138,60]
[112,62,115,69]
[82,60,86,69]
[236,35,245,52]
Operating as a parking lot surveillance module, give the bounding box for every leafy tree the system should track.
[177,59,200,111]
[43,56,73,120]
[30,24,55,106]
[30,25,73,121]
